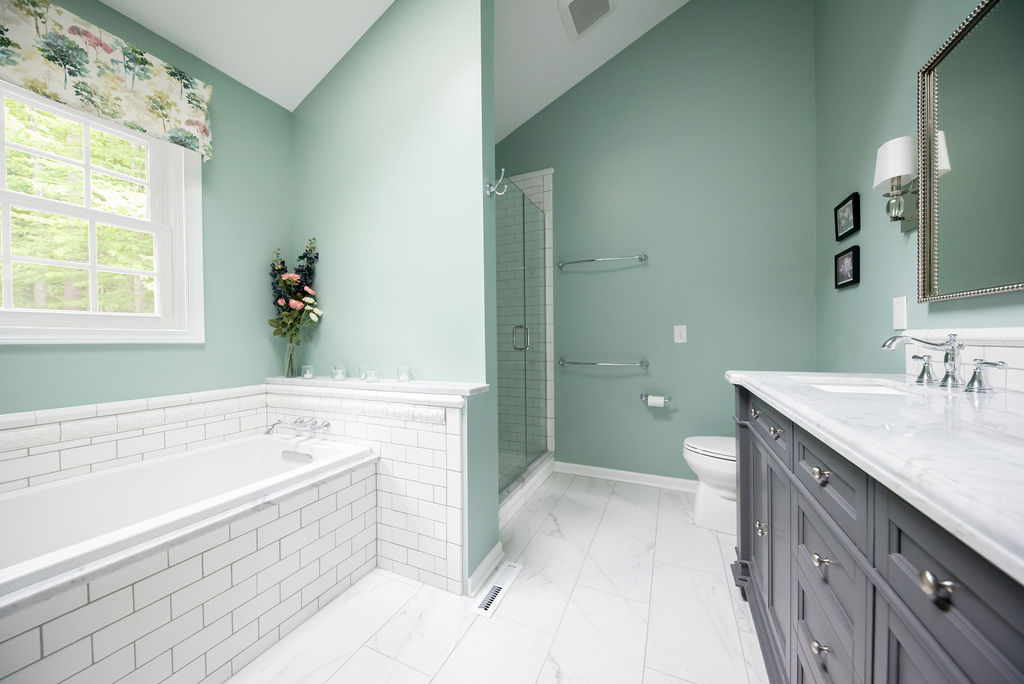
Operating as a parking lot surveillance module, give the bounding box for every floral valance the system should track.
[0,1,213,159]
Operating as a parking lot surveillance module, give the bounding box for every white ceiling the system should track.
[494,0,688,141]
[97,0,687,136]
[96,0,397,112]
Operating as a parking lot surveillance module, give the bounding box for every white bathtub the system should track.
[0,434,374,600]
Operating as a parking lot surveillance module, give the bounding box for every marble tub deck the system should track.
[230,472,767,684]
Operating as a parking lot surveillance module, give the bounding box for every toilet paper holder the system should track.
[640,393,672,405]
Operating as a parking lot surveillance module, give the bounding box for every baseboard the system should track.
[553,460,698,492]
[467,542,504,597]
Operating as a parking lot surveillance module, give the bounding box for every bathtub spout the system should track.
[265,420,284,435]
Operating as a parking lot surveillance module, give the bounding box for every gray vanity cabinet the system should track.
[733,386,1024,684]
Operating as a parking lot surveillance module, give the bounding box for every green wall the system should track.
[292,0,489,384]
[812,0,1024,372]
[0,0,293,413]
[497,0,819,479]
[290,0,497,577]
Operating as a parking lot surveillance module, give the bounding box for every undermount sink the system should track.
[785,375,909,396]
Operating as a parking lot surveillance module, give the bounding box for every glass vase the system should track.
[284,341,297,378]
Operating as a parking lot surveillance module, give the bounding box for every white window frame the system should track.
[0,81,204,344]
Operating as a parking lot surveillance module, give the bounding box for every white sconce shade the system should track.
[872,132,951,190]
[873,136,918,190]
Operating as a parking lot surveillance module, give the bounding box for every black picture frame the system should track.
[835,245,860,289]
[834,191,860,241]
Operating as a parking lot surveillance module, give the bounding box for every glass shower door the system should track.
[496,181,547,494]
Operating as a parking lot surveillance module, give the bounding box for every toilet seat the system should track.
[684,436,736,462]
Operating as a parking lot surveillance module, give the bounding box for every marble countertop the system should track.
[725,370,1024,587]
[266,376,490,397]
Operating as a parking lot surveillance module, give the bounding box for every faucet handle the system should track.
[911,354,935,386]
[964,359,1006,394]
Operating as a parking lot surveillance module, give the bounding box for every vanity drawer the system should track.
[747,394,792,468]
[875,488,1024,684]
[794,493,869,648]
[793,428,869,554]
[794,564,858,684]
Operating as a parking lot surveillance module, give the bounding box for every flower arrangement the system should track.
[268,238,322,377]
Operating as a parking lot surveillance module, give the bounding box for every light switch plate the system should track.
[893,296,907,330]
[674,325,687,343]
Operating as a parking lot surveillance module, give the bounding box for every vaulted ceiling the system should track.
[97,0,688,139]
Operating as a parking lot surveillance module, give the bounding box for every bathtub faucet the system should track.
[265,420,285,435]
[267,417,331,436]
[882,333,964,389]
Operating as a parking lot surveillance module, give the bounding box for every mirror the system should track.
[918,0,1024,302]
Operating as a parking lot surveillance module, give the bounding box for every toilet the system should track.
[682,436,737,534]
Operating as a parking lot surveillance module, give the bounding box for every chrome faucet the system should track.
[882,333,964,389]
[265,420,284,435]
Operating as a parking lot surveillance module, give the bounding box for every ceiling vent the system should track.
[558,0,612,40]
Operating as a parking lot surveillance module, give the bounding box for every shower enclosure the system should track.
[496,180,547,494]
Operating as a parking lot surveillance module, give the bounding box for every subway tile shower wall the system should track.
[0,463,376,683]
[0,383,469,596]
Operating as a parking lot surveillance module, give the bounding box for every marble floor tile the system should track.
[644,668,693,684]
[323,647,428,684]
[231,570,419,683]
[367,584,477,676]
[646,562,747,684]
[432,615,552,684]
[604,482,660,529]
[577,518,656,603]
[537,477,615,545]
[654,509,724,575]
[739,626,770,684]
[658,488,696,522]
[496,533,589,634]
[536,584,649,684]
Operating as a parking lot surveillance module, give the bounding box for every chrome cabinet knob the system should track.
[769,426,783,440]
[750,407,760,419]
[810,466,831,484]
[919,569,955,607]
[810,639,830,656]
[811,553,831,568]
[755,520,767,537]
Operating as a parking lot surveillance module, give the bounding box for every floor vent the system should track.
[475,561,522,617]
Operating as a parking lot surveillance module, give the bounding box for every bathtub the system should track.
[0,434,378,682]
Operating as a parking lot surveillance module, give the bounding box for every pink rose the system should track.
[288,299,304,310]
[303,285,316,295]
[281,273,301,282]
[277,298,285,306]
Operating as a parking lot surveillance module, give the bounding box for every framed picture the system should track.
[834,191,860,241]
[835,245,860,289]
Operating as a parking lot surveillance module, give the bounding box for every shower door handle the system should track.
[512,325,531,351]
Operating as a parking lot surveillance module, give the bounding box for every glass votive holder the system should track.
[366,367,379,383]
[358,366,368,381]
[332,365,347,380]
[397,366,411,382]
[301,365,314,379]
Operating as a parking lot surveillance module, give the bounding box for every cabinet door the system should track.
[873,597,968,684]
[765,450,791,661]
[749,436,769,595]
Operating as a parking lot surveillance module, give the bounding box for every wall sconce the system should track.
[872,132,950,223]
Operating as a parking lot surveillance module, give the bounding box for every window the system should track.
[0,82,203,344]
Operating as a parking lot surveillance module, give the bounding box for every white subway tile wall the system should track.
[0,463,376,683]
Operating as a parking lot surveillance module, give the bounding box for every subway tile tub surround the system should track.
[0,377,485,682]
[0,439,376,683]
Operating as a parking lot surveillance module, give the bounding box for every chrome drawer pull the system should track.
[755,520,767,537]
[919,569,955,606]
[811,553,832,568]
[810,466,831,484]
[768,425,783,440]
[750,407,760,419]
[810,640,830,656]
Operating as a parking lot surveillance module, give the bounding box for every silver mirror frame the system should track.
[917,0,1023,302]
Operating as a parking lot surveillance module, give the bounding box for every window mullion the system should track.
[0,96,7,193]
[89,220,98,313]
[1,204,11,309]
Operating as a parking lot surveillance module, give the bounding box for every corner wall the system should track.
[0,0,293,414]
[812,0,1024,372]
[496,0,818,479]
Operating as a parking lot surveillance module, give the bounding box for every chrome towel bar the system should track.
[559,357,649,369]
[558,253,648,270]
